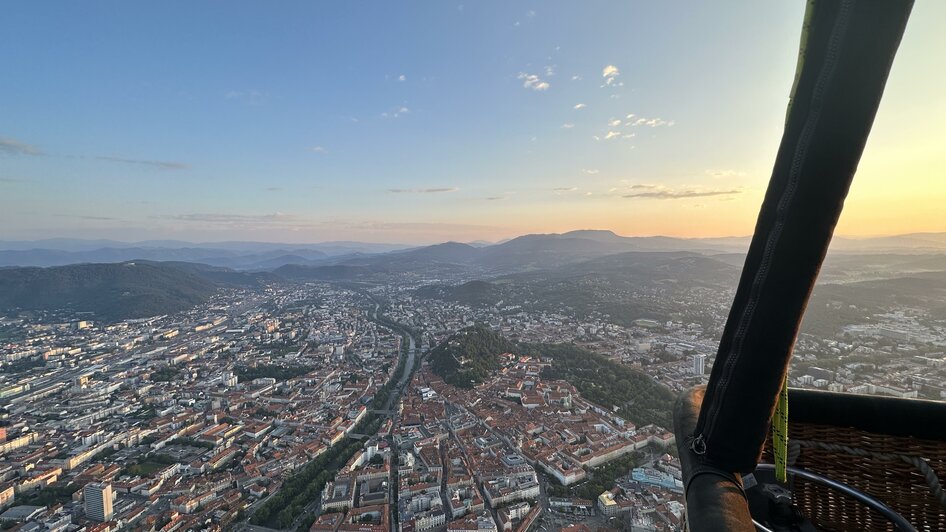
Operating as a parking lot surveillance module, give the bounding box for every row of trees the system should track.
[250,313,416,530]
[250,402,388,530]
[235,364,315,382]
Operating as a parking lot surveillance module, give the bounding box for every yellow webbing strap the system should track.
[772,376,789,483]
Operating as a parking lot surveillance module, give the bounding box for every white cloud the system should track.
[582,168,599,175]
[618,183,743,200]
[629,116,674,127]
[518,72,550,91]
[398,74,406,82]
[608,118,622,127]
[604,131,621,140]
[307,146,329,154]
[544,65,555,77]
[602,64,620,86]
[573,103,587,110]
[561,123,575,129]
[382,106,411,118]
[553,186,578,192]
[571,75,582,81]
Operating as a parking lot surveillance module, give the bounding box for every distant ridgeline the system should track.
[429,325,675,427]
[0,261,272,322]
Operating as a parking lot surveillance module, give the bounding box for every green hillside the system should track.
[429,325,518,388]
[0,261,218,321]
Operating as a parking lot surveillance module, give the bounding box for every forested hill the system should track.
[429,325,518,388]
[0,261,219,321]
[527,343,675,428]
[429,325,675,427]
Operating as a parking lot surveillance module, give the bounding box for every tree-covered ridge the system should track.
[528,342,675,428]
[429,325,518,388]
[0,261,216,321]
[428,327,674,428]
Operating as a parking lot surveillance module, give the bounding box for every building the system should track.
[692,354,706,376]
[84,483,114,522]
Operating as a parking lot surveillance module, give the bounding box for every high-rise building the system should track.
[692,354,706,376]
[84,482,113,522]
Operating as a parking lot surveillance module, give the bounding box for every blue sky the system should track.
[1,1,944,244]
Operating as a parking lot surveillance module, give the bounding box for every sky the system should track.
[1,1,944,245]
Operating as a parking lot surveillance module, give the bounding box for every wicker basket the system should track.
[763,422,946,531]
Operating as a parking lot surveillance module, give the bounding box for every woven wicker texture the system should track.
[763,422,946,531]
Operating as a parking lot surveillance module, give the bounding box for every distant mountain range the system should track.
[6,230,946,270]
[6,229,946,323]
[0,261,271,321]
[0,239,411,268]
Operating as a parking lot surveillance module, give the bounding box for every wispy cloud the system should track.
[553,186,578,192]
[163,212,301,224]
[602,64,621,87]
[582,168,599,175]
[518,72,550,91]
[571,75,582,81]
[398,74,407,82]
[0,136,42,156]
[55,214,120,221]
[388,187,458,194]
[381,106,410,118]
[626,114,674,127]
[307,146,329,154]
[486,196,506,201]
[573,103,587,110]
[265,186,282,192]
[604,131,621,140]
[706,169,747,178]
[621,184,742,200]
[561,123,575,129]
[544,65,555,77]
[96,156,188,170]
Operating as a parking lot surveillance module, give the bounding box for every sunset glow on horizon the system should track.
[1,1,943,245]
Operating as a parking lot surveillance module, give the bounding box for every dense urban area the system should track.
[2,234,946,532]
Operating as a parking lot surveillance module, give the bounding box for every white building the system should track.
[692,354,706,376]
[84,482,114,522]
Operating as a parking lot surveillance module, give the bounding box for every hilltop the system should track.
[429,325,519,388]
[0,261,266,321]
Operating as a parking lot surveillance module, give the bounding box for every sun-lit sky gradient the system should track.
[1,1,944,245]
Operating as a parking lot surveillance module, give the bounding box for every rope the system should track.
[789,438,946,512]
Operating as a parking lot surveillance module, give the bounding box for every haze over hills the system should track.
[0,261,273,321]
[0,239,411,268]
[8,230,946,270]
[6,229,946,324]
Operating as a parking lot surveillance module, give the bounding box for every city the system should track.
[2,252,946,531]
[2,1,944,530]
